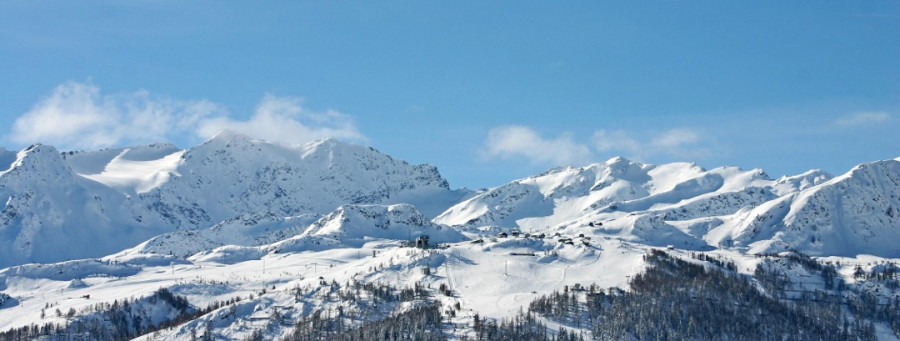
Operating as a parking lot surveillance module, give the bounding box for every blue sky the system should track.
[1,1,898,189]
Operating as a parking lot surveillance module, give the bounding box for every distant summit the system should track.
[0,133,465,267]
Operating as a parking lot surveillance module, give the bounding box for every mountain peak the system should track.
[604,156,631,165]
[302,137,342,152]
[204,130,257,147]
[602,156,650,183]
[848,158,900,174]
[315,136,340,145]
[603,156,645,171]
[775,169,832,186]
[0,144,70,178]
[303,203,465,245]
[23,143,53,153]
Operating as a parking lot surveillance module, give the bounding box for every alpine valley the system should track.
[1,132,898,340]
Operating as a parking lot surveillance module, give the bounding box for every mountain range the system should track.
[1,132,898,339]
[0,132,469,268]
[4,132,896,267]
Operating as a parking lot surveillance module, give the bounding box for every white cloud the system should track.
[651,128,699,148]
[649,128,709,159]
[11,82,123,149]
[7,81,365,150]
[482,125,591,166]
[835,111,890,126]
[482,125,716,166]
[195,94,365,145]
[592,129,642,157]
[592,127,711,160]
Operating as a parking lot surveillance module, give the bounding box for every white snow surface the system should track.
[723,159,900,257]
[0,232,653,340]
[78,147,185,195]
[0,133,470,267]
[433,156,900,258]
[271,203,466,253]
[0,135,898,339]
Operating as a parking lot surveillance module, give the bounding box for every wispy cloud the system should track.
[592,129,641,157]
[592,127,711,160]
[6,81,366,150]
[482,125,716,166]
[482,125,592,166]
[8,81,219,149]
[649,128,710,159]
[195,94,365,145]
[834,111,890,126]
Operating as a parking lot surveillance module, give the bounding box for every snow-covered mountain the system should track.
[719,159,900,257]
[270,203,467,254]
[435,156,900,258]
[3,134,896,267]
[434,157,779,231]
[0,144,169,267]
[0,133,470,268]
[146,131,465,223]
[1,135,899,340]
[112,203,466,262]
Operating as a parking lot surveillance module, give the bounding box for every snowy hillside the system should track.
[0,133,470,268]
[720,159,900,257]
[433,157,773,231]
[271,204,466,254]
[1,135,899,340]
[434,157,775,247]
[110,212,322,260]
[435,156,900,259]
[148,132,465,223]
[66,143,184,195]
[2,226,898,340]
[112,203,466,261]
[0,144,173,267]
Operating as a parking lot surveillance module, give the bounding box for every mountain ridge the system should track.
[0,133,467,267]
[1,135,898,340]
[0,133,897,267]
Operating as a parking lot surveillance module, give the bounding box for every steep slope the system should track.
[272,203,466,253]
[435,157,660,230]
[0,133,468,267]
[1,130,895,269]
[719,159,900,257]
[112,213,321,260]
[2,147,900,339]
[143,132,466,228]
[66,143,184,195]
[771,169,832,196]
[0,144,171,267]
[114,203,467,263]
[435,157,776,233]
[433,157,856,254]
